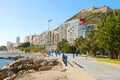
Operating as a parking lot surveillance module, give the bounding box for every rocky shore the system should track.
[0,54,68,80]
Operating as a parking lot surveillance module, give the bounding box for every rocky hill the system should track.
[80,6,111,13]
[66,6,119,24]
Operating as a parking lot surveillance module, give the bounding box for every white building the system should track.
[59,19,81,43]
[59,22,70,42]
[39,32,47,46]
[78,24,95,38]
[7,41,14,50]
[53,28,59,50]
[59,19,95,43]
[7,41,10,50]
[16,37,20,44]
[24,36,30,42]
[67,19,80,43]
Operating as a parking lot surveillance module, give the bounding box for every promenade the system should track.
[62,54,120,80]
[54,53,95,80]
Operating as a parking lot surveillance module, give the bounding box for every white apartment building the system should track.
[59,19,95,44]
[29,35,37,45]
[16,37,20,44]
[59,19,81,43]
[53,28,59,49]
[7,41,14,50]
[32,35,40,45]
[78,24,95,38]
[39,31,47,46]
[24,36,30,42]
[59,22,70,42]
[67,19,80,43]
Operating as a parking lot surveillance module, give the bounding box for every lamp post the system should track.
[47,19,52,51]
[48,19,52,31]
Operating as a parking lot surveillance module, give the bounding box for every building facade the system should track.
[7,41,14,50]
[23,19,95,51]
[39,31,47,46]
[16,37,20,44]
[59,22,70,42]
[66,19,80,43]
[24,36,30,42]
[59,19,95,43]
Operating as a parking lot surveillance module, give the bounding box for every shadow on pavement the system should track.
[72,61,84,68]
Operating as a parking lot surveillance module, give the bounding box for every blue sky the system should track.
[0,0,120,46]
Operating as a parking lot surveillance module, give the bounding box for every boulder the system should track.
[40,60,48,66]
[39,66,53,71]
[0,71,8,80]
[3,74,16,80]
[26,69,35,73]
[32,64,42,71]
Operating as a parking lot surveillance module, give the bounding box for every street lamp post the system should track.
[48,19,52,31]
[47,19,52,51]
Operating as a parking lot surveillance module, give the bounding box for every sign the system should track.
[80,18,87,25]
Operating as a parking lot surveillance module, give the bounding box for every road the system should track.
[65,54,120,80]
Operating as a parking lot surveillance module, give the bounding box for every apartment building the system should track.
[24,36,30,42]
[50,28,59,50]
[67,19,80,43]
[7,41,14,50]
[78,24,95,38]
[16,37,20,44]
[39,31,48,46]
[59,22,70,42]
[32,35,40,45]
[59,19,95,44]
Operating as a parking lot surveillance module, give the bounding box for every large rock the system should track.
[3,74,16,80]
[32,64,42,71]
[40,60,48,66]
[39,66,53,71]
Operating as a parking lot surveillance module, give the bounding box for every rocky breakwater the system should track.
[0,57,63,80]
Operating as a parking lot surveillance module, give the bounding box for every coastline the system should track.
[0,54,68,80]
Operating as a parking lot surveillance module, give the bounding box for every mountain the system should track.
[66,6,119,24]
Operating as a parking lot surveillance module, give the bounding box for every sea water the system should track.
[0,53,37,68]
[0,59,14,68]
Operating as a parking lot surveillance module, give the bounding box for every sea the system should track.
[0,53,39,68]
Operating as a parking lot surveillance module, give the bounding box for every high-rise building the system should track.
[24,36,30,42]
[7,41,14,50]
[67,19,80,43]
[16,37,20,43]
[59,23,69,42]
[59,19,80,43]
[53,28,59,50]
[59,19,95,44]
[7,41,10,50]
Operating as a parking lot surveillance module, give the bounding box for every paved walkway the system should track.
[66,65,95,80]
[66,54,120,80]
[57,53,95,80]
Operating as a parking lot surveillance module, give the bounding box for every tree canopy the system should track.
[96,10,120,59]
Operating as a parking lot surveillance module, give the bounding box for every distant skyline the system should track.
[0,0,120,46]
